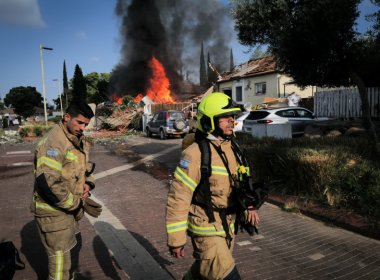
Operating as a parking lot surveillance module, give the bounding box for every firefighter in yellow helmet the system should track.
[166,92,260,280]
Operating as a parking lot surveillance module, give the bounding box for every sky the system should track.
[0,0,378,106]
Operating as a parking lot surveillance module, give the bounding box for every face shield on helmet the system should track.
[196,92,241,135]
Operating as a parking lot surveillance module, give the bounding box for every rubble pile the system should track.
[95,102,144,132]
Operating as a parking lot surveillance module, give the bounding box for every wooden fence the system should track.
[314,87,380,118]
[150,102,192,115]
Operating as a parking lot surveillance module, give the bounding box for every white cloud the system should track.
[0,0,46,27]
[75,31,87,40]
[90,57,100,62]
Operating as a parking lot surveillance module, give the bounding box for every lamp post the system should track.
[39,44,53,125]
[53,79,63,117]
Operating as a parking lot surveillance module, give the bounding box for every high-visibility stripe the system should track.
[35,201,59,212]
[174,167,197,192]
[211,166,228,176]
[65,151,77,161]
[61,192,75,209]
[55,250,63,280]
[37,137,47,146]
[166,220,188,233]
[188,222,234,236]
[37,156,62,172]
[34,194,74,211]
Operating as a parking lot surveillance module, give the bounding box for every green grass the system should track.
[235,133,380,224]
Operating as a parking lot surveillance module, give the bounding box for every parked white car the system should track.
[243,107,321,137]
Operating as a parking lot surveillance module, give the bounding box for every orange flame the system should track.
[110,94,123,105]
[112,57,174,105]
[134,93,144,103]
[115,97,123,105]
[145,57,174,104]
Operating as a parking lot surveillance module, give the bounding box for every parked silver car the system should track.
[146,110,190,139]
[243,107,318,136]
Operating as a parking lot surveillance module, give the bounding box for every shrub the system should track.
[34,126,43,137]
[236,133,380,221]
[18,126,31,137]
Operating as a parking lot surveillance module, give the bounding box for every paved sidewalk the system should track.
[1,138,380,279]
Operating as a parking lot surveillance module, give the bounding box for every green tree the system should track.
[62,60,71,109]
[231,0,380,153]
[0,98,4,112]
[4,86,43,118]
[71,64,87,103]
[229,48,234,71]
[85,72,110,104]
[199,43,207,87]
[250,46,269,60]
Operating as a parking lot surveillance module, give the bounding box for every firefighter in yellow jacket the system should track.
[30,102,102,280]
[166,92,260,280]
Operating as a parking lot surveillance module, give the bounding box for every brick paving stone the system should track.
[2,139,380,280]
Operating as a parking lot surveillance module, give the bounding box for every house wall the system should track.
[279,75,314,98]
[218,73,314,106]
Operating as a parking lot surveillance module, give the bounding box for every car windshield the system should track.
[246,111,270,120]
[169,112,184,120]
[236,112,249,120]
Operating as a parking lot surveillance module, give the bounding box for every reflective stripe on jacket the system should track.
[166,138,238,248]
[30,122,93,217]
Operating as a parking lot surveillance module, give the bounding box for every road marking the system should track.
[308,253,325,260]
[87,195,172,280]
[10,162,33,166]
[94,144,180,180]
[6,151,31,155]
[249,246,262,252]
[88,144,180,279]
[237,240,253,246]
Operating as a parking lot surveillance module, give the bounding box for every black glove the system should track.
[83,198,102,218]
[73,207,84,221]
[234,210,259,236]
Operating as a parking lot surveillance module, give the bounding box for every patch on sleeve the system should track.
[179,159,190,169]
[46,149,59,157]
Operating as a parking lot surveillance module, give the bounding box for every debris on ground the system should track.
[0,130,22,145]
[95,102,144,132]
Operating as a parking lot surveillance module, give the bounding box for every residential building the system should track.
[216,56,314,106]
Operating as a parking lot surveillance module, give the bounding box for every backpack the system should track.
[0,241,25,280]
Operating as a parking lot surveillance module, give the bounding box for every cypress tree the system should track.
[63,60,70,108]
[71,64,87,103]
[199,43,207,87]
[229,48,234,71]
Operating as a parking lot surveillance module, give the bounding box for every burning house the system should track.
[109,0,235,104]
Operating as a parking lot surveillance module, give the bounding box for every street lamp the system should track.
[53,79,63,117]
[39,44,53,126]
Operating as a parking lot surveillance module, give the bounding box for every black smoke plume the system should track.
[110,0,233,99]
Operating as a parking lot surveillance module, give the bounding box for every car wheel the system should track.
[180,133,187,138]
[146,128,152,137]
[174,119,186,131]
[160,129,167,140]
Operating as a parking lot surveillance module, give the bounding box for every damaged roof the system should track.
[218,55,279,82]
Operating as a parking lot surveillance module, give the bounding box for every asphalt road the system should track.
[1,134,380,279]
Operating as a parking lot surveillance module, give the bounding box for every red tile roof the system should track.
[218,55,278,82]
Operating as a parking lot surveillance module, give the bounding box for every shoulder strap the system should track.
[192,137,216,223]
[231,139,248,167]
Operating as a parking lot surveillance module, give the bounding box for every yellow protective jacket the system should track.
[30,122,94,218]
[166,137,238,248]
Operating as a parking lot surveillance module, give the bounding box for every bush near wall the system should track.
[235,133,380,225]
[18,124,54,138]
